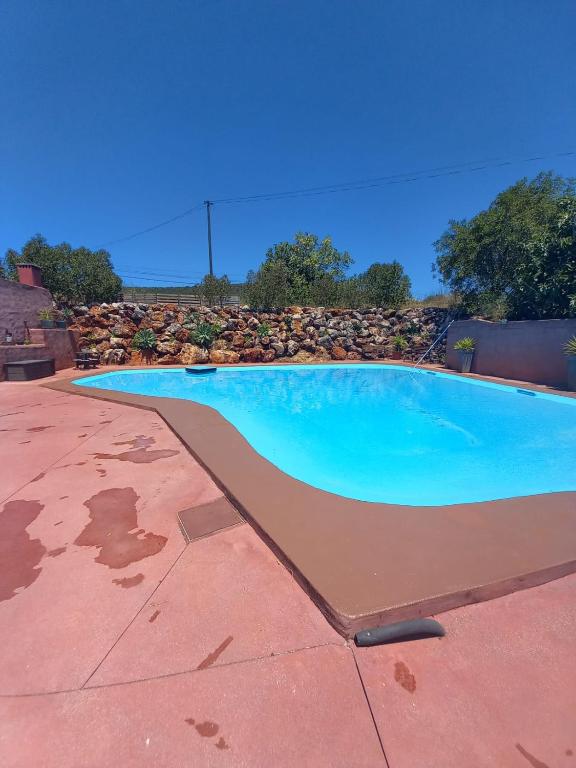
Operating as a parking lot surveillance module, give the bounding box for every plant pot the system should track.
[567,356,576,391]
[457,349,474,373]
[40,320,55,329]
[55,320,68,329]
[391,350,402,360]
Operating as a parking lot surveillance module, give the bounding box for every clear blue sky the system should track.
[2,0,575,297]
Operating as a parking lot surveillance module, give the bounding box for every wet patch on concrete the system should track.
[0,411,24,418]
[515,744,550,768]
[74,487,168,568]
[18,440,31,445]
[0,500,46,602]
[394,661,416,693]
[149,609,161,623]
[46,546,67,558]
[215,737,230,750]
[185,718,230,750]
[30,472,46,483]
[186,719,219,737]
[92,447,179,464]
[26,426,53,433]
[196,636,234,670]
[54,520,63,525]
[96,468,107,477]
[112,573,145,588]
[113,435,156,449]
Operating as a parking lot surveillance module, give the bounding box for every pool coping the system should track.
[45,363,576,637]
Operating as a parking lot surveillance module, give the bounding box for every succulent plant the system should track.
[454,337,475,352]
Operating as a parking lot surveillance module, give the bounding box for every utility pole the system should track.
[204,200,214,276]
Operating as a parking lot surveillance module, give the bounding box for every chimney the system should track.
[16,263,43,287]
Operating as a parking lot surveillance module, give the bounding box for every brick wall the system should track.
[0,277,53,340]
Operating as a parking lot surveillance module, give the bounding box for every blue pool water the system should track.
[74,365,576,506]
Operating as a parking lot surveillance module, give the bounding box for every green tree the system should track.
[357,261,412,308]
[433,172,576,319]
[196,273,232,307]
[4,234,122,304]
[243,232,352,307]
[242,262,293,308]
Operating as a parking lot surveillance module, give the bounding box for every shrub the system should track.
[454,337,475,352]
[190,322,221,348]
[131,329,157,350]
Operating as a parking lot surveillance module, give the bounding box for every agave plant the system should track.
[564,336,576,356]
[454,336,475,352]
[131,328,157,350]
[189,322,221,349]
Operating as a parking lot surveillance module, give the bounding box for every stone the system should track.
[88,327,110,342]
[290,350,316,363]
[286,339,299,356]
[209,349,240,364]
[241,347,264,363]
[331,346,347,360]
[109,336,128,349]
[314,347,331,360]
[100,348,127,365]
[180,344,209,365]
[156,340,181,356]
[271,341,285,356]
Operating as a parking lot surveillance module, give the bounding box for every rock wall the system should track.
[69,303,450,366]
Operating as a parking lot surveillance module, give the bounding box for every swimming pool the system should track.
[74,365,576,506]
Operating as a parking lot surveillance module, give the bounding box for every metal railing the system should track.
[414,318,455,366]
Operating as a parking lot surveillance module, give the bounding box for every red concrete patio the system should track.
[1,374,575,767]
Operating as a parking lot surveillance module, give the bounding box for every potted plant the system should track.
[391,334,408,360]
[56,308,73,328]
[454,337,475,373]
[38,308,55,329]
[564,336,576,391]
[131,328,157,364]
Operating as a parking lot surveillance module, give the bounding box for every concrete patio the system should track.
[1,375,575,767]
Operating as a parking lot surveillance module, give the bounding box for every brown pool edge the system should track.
[44,364,576,637]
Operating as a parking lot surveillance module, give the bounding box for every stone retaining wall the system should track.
[68,303,450,366]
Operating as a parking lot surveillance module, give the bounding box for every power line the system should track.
[117,273,197,285]
[99,202,204,248]
[99,148,575,257]
[211,150,576,205]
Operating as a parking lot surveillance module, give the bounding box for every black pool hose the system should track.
[355,618,445,647]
